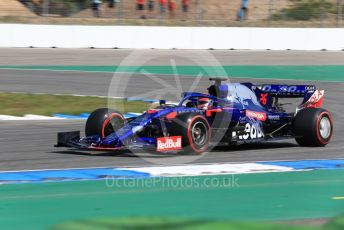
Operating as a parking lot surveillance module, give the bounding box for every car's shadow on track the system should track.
[51,149,185,158]
[211,142,298,152]
[51,142,299,158]
[51,150,137,157]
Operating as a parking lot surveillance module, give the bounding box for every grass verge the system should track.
[0,16,341,27]
[0,92,151,116]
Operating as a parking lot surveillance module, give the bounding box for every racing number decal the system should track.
[237,123,264,140]
[260,93,268,105]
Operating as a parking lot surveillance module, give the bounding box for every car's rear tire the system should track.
[85,108,125,138]
[293,108,333,147]
[169,113,211,154]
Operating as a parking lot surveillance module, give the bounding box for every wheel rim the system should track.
[319,116,331,139]
[191,121,208,147]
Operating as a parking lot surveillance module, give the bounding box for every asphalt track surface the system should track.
[1,48,344,65]
[0,49,343,171]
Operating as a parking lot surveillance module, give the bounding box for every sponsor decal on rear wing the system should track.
[297,90,325,113]
[257,84,316,97]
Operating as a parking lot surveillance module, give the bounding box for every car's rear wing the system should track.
[252,84,324,109]
[257,84,316,97]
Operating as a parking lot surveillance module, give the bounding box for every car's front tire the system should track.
[293,108,333,147]
[169,113,211,154]
[85,108,125,138]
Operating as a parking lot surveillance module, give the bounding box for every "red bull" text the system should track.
[157,136,182,152]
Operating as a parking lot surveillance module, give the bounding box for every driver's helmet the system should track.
[197,98,210,109]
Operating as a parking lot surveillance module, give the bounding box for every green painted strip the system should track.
[0,170,344,230]
[1,65,344,82]
[50,217,319,230]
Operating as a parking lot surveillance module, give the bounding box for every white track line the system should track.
[1,158,343,174]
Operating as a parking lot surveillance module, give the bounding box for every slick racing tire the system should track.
[85,108,125,139]
[293,108,333,147]
[169,113,211,154]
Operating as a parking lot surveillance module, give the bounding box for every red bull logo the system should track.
[157,136,182,152]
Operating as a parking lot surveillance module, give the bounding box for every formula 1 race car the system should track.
[56,78,333,154]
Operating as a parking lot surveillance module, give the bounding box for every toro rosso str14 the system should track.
[56,78,333,154]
